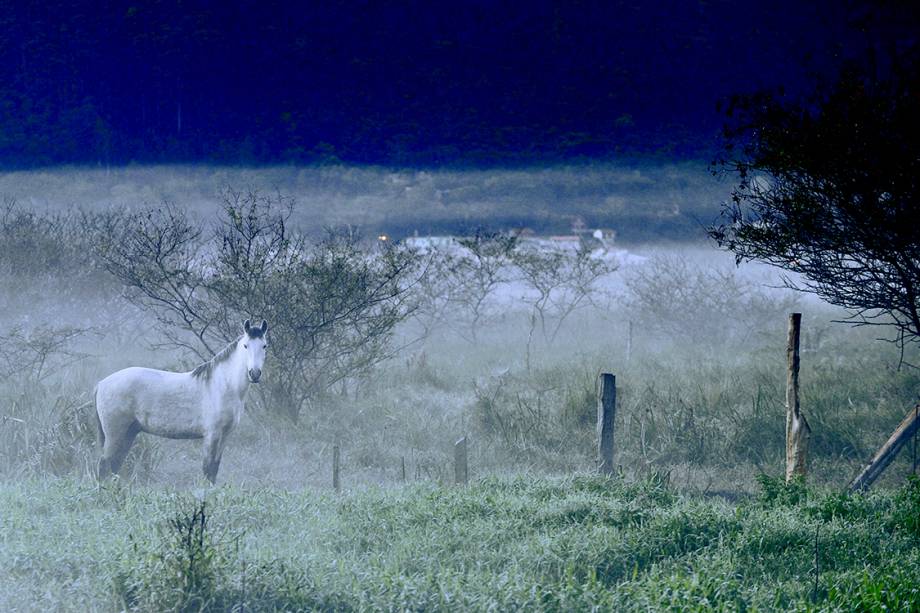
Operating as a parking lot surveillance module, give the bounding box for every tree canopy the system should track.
[709,47,920,355]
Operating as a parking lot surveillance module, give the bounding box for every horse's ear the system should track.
[260,319,268,333]
[243,319,251,333]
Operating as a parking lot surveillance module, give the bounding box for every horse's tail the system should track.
[93,384,104,451]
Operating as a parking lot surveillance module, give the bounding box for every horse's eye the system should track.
[244,344,249,348]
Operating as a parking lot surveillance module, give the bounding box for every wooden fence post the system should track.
[400,456,407,482]
[332,444,341,492]
[454,437,468,485]
[597,373,616,475]
[849,404,920,491]
[785,313,811,482]
[626,321,633,362]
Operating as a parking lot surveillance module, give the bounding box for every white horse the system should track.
[94,319,268,483]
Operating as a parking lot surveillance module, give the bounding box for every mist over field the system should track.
[0,162,724,242]
[2,0,919,607]
[1,162,919,610]
[0,159,908,488]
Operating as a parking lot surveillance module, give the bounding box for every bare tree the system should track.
[0,326,88,382]
[451,231,518,343]
[90,202,215,355]
[407,247,467,342]
[512,242,617,367]
[92,189,419,419]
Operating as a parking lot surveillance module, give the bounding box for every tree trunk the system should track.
[785,313,811,482]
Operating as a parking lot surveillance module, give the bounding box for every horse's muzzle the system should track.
[248,368,262,383]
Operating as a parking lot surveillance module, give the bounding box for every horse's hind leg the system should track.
[101,421,141,477]
[202,433,226,485]
[97,456,112,480]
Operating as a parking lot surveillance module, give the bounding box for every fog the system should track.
[0,162,725,241]
[5,162,920,612]
[0,163,909,494]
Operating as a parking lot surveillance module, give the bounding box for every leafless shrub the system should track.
[408,250,465,341]
[512,242,618,360]
[0,199,119,327]
[624,254,798,348]
[451,231,518,343]
[90,189,419,419]
[0,325,89,381]
[509,242,618,374]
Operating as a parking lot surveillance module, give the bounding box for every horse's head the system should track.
[242,319,269,383]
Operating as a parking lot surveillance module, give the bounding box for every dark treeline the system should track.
[0,0,887,168]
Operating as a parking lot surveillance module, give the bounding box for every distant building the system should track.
[592,228,616,247]
[547,235,582,250]
[593,228,614,240]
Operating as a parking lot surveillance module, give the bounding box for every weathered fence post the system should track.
[785,313,811,482]
[332,444,341,492]
[400,456,407,482]
[454,437,468,485]
[914,404,919,475]
[849,404,920,491]
[597,373,616,475]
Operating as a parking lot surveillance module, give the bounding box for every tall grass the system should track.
[2,258,918,491]
[0,187,918,493]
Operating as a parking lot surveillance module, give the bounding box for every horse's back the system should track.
[96,366,204,439]
[97,366,189,400]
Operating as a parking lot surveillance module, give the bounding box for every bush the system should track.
[0,200,119,328]
[624,253,798,349]
[471,368,596,468]
[117,499,221,611]
[91,189,420,419]
[756,473,809,507]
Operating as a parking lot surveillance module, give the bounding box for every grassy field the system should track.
[3,166,920,610]
[3,474,920,611]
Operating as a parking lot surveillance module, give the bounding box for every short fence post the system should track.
[626,321,633,362]
[332,444,341,492]
[597,373,616,475]
[454,437,468,485]
[400,456,407,482]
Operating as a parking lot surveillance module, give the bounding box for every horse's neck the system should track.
[211,343,249,400]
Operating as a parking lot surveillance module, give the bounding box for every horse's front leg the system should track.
[202,433,225,484]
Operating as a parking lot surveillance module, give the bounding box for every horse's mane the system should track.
[190,337,241,381]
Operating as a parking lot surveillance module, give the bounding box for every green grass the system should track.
[3,201,920,610]
[3,475,920,611]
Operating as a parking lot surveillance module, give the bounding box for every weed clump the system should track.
[890,475,920,540]
[116,499,221,612]
[756,473,809,507]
